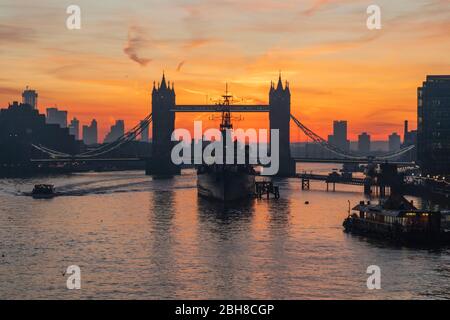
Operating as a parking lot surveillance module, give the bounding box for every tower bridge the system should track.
[148,73,296,177]
[30,73,416,177]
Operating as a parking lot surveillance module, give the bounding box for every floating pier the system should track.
[297,172,383,195]
[255,181,280,199]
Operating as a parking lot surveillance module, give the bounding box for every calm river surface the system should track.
[0,164,449,299]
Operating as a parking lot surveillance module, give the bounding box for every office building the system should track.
[46,107,68,128]
[358,132,371,154]
[68,118,80,140]
[104,120,125,143]
[22,87,38,109]
[388,133,401,152]
[417,75,450,175]
[82,119,98,145]
[0,102,78,165]
[328,120,350,152]
[140,120,150,142]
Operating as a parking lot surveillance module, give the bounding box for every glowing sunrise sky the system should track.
[0,0,449,142]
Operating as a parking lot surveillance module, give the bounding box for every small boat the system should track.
[32,184,56,199]
[343,193,450,244]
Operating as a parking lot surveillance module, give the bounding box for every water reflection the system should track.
[0,169,449,299]
[197,197,255,225]
[266,198,291,229]
[147,184,178,298]
[194,197,256,298]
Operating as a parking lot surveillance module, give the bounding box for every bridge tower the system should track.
[146,73,180,176]
[269,75,296,176]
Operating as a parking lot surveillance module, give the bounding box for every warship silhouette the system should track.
[197,86,256,201]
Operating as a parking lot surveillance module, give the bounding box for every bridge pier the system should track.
[146,74,180,177]
[301,178,310,190]
[326,182,336,192]
[269,75,296,177]
[364,179,372,195]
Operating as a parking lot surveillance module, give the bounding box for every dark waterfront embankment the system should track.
[0,160,147,178]
[402,182,450,203]
[2,163,449,202]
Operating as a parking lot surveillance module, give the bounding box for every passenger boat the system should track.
[31,184,56,199]
[343,194,450,244]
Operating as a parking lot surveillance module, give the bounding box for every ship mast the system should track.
[220,83,233,132]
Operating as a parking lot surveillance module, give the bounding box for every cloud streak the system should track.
[123,26,152,66]
[0,24,35,44]
[183,38,215,49]
[177,60,186,72]
[302,0,336,16]
[0,86,21,96]
[301,0,361,16]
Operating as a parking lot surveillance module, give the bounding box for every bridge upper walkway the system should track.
[172,105,269,112]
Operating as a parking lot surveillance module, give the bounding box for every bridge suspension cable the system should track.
[31,113,153,159]
[81,113,151,157]
[32,112,414,162]
[77,113,152,157]
[290,114,364,159]
[31,144,73,158]
[290,114,415,161]
[373,144,415,160]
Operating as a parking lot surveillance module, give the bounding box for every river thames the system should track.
[0,164,449,299]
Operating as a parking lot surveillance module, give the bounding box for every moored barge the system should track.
[343,194,450,244]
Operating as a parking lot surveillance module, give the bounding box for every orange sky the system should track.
[0,0,449,142]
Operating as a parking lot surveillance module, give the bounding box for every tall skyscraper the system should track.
[82,119,98,145]
[140,120,150,142]
[46,107,68,128]
[22,87,38,109]
[388,132,401,152]
[104,120,125,143]
[358,132,371,154]
[417,75,450,175]
[68,117,80,140]
[328,120,350,152]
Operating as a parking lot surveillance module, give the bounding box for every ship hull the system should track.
[197,169,255,202]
